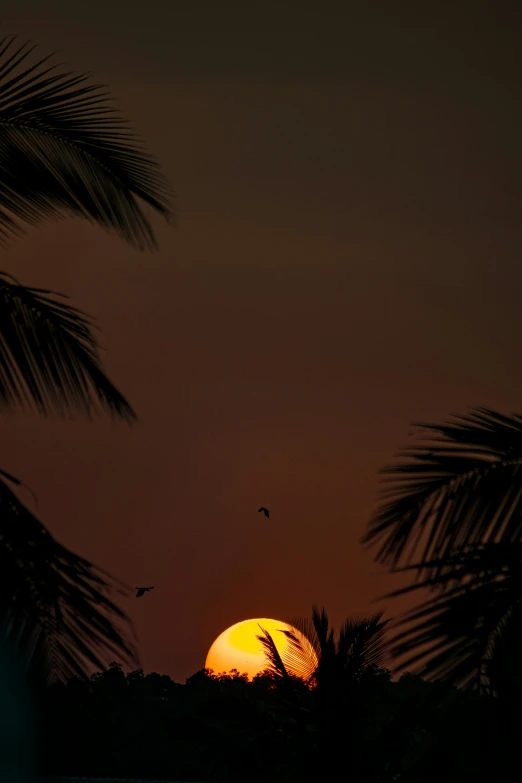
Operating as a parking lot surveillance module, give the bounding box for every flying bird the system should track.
[135,586,154,598]
[258,507,270,518]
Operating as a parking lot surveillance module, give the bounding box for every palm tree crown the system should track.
[257,606,389,688]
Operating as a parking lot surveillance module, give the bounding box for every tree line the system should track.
[37,656,513,782]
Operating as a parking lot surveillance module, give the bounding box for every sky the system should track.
[2,0,522,681]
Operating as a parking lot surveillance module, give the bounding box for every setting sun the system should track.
[205,617,316,680]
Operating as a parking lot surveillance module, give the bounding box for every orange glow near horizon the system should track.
[205,617,317,680]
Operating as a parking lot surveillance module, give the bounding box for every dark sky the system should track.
[3,1,522,681]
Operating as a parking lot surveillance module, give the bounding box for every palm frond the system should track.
[0,271,135,419]
[485,602,522,697]
[0,464,38,505]
[362,407,522,574]
[337,611,389,678]
[0,470,140,686]
[304,605,335,662]
[256,625,292,682]
[0,34,173,249]
[284,614,322,661]
[282,608,388,688]
[273,627,318,684]
[381,542,522,691]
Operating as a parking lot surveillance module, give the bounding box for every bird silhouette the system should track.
[135,586,154,598]
[258,507,270,518]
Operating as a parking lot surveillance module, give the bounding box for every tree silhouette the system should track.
[362,408,522,573]
[0,270,136,420]
[257,606,388,688]
[0,32,173,419]
[0,30,173,688]
[378,541,522,694]
[362,408,522,695]
[256,607,390,780]
[0,33,173,250]
[37,659,516,782]
[0,473,139,690]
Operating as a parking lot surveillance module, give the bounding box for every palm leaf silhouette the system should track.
[256,623,318,684]
[336,612,389,679]
[362,408,522,576]
[381,541,522,691]
[0,470,140,686]
[256,625,294,682]
[0,31,172,689]
[273,628,319,684]
[0,270,135,419]
[258,607,389,687]
[0,33,173,249]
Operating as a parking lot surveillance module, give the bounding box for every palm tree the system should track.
[257,607,390,779]
[362,407,522,694]
[257,607,389,690]
[0,31,173,686]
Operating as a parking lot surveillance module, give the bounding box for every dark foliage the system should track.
[0,26,173,701]
[363,408,522,697]
[380,541,522,692]
[363,408,522,574]
[0,472,140,690]
[37,662,519,783]
[0,270,136,420]
[0,33,173,249]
